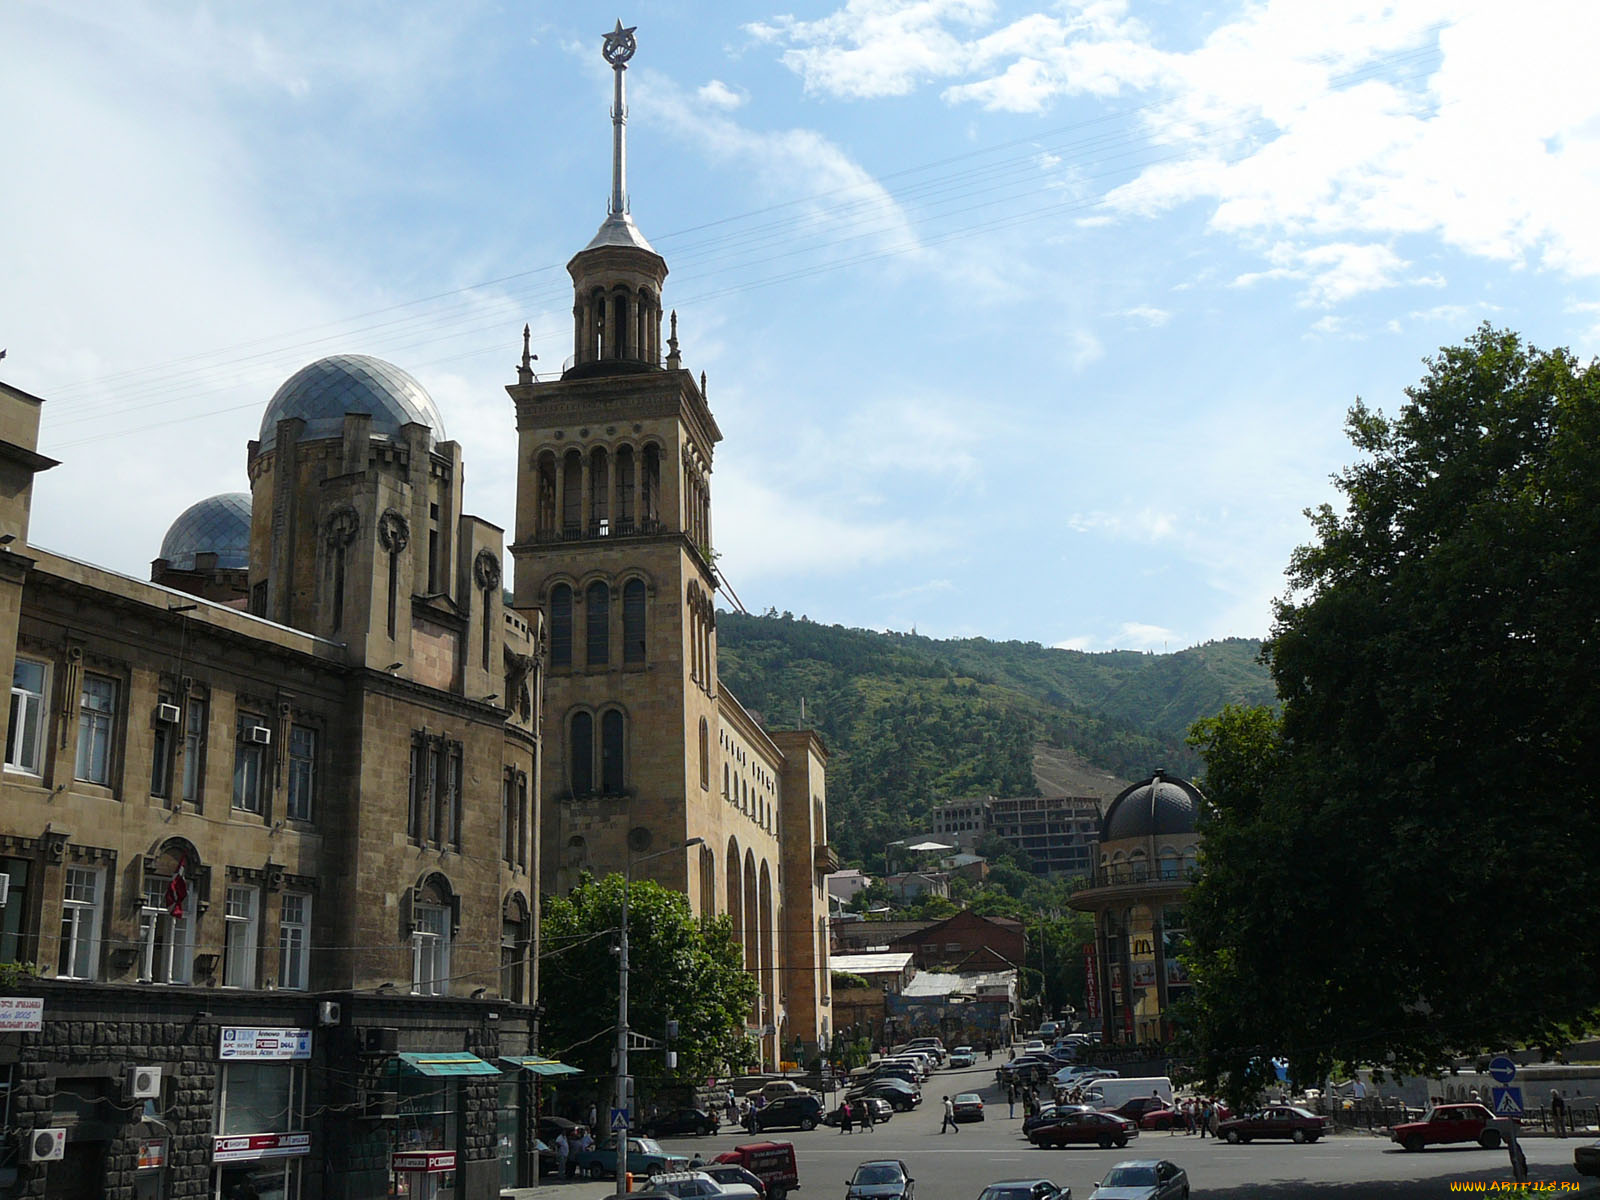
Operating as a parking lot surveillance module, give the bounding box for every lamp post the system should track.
[616,836,703,1198]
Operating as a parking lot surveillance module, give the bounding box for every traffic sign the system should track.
[610,1107,630,1132]
[1488,1056,1518,1085]
[1491,1086,1524,1115]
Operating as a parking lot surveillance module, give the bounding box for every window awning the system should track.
[398,1052,502,1077]
[502,1056,583,1077]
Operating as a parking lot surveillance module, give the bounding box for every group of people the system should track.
[1159,1095,1223,1137]
[550,1123,596,1181]
[833,1098,878,1133]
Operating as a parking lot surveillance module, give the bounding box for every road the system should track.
[649,1059,1599,1199]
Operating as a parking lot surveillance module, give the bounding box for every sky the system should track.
[5,0,1600,653]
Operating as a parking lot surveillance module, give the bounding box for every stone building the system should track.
[931,793,1102,878]
[512,24,836,1071]
[0,361,547,1199]
[1069,772,1203,1043]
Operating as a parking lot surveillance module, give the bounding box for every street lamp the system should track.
[616,836,703,1198]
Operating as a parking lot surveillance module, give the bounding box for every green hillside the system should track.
[715,612,1275,866]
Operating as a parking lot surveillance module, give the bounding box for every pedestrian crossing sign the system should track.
[1491,1086,1523,1115]
[611,1107,630,1132]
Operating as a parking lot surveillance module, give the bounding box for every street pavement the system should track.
[515,1059,1600,1199]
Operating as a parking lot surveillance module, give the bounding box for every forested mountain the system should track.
[716,611,1275,866]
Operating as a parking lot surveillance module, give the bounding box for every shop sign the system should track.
[137,1139,167,1170]
[393,1151,457,1174]
[213,1132,311,1163]
[218,1027,312,1061]
[0,998,43,1032]
[1082,945,1100,1021]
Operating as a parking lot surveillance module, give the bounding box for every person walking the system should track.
[1552,1089,1568,1137]
[1007,1081,1016,1119]
[1199,1099,1212,1139]
[862,1099,876,1132]
[840,1100,854,1135]
[941,1095,959,1134]
[554,1130,570,1182]
[588,1102,599,1132]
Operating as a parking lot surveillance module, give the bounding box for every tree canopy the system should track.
[1180,327,1600,1102]
[539,874,759,1085]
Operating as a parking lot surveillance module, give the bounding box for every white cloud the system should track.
[1119,304,1170,326]
[698,79,747,110]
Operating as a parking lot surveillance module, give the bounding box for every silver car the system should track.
[1086,1160,1188,1200]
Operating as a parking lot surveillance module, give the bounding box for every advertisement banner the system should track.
[0,997,43,1032]
[1082,944,1100,1021]
[137,1139,167,1170]
[218,1027,312,1061]
[393,1151,457,1174]
[213,1132,310,1163]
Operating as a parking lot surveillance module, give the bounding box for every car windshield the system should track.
[854,1165,905,1185]
[634,1139,665,1155]
[978,1188,1034,1200]
[956,1094,981,1103]
[1101,1167,1157,1187]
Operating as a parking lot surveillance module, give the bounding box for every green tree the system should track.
[1180,327,1600,1102]
[539,875,759,1085]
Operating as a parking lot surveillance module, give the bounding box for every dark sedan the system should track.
[1575,1140,1600,1178]
[1217,1105,1328,1145]
[847,1079,922,1112]
[1030,1111,1138,1150]
[824,1097,894,1127]
[1025,1105,1094,1136]
[846,1159,914,1200]
[643,1108,721,1138]
[751,1095,826,1133]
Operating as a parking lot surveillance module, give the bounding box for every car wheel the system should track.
[1403,1135,1424,1153]
[1307,1135,1321,1143]
[1226,1130,1241,1145]
[1099,1137,1113,1149]
[1480,1131,1501,1149]
[585,1164,605,1180]
[1292,1129,1308,1144]
[801,1117,817,1131]
[770,1189,787,1200]
[1115,1136,1128,1148]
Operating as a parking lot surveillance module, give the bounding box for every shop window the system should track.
[182,694,207,808]
[223,885,260,988]
[57,865,104,979]
[233,715,268,815]
[395,1070,459,1195]
[215,1062,306,1200]
[76,672,119,785]
[286,725,316,822]
[412,903,451,996]
[279,892,310,991]
[139,874,194,984]
[7,658,48,775]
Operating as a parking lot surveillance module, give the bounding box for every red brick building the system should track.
[888,910,1024,971]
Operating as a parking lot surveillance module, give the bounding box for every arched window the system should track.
[586,582,610,667]
[642,444,660,524]
[600,709,625,794]
[622,579,647,664]
[590,447,609,535]
[569,711,594,796]
[561,451,582,535]
[699,717,710,790]
[616,445,636,531]
[1159,849,1181,881]
[723,763,730,799]
[536,453,558,537]
[550,584,572,668]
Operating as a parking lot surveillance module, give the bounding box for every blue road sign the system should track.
[1488,1056,1518,1085]
[1491,1086,1523,1116]
[611,1107,630,1132]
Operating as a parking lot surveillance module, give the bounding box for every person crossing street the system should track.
[941,1095,959,1133]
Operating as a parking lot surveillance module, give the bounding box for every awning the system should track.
[502,1056,583,1077]
[397,1052,501,1077]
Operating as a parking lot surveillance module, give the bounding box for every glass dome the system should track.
[257,354,446,452]
[159,493,251,571]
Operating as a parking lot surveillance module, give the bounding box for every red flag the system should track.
[165,854,189,919]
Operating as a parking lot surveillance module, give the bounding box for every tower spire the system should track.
[602,20,638,217]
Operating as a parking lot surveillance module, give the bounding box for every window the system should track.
[58,866,103,979]
[76,673,118,785]
[623,579,646,664]
[6,658,47,774]
[138,874,193,984]
[412,903,450,995]
[151,693,178,800]
[503,768,528,868]
[600,709,624,794]
[286,725,315,822]
[279,893,310,991]
[569,711,594,796]
[408,732,462,847]
[0,856,32,963]
[586,582,610,667]
[501,910,527,1002]
[223,885,259,988]
[699,718,709,790]
[550,585,572,668]
[233,715,268,815]
[181,695,207,807]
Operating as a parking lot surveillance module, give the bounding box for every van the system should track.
[1084,1076,1173,1112]
[712,1141,800,1200]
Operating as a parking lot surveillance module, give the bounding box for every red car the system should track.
[1139,1106,1183,1131]
[1029,1110,1138,1149]
[1216,1105,1329,1144]
[1390,1104,1509,1151]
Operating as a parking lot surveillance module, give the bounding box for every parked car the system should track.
[1575,1140,1600,1178]
[904,1037,947,1066]
[865,1064,923,1087]
[758,1080,817,1104]
[977,1180,1069,1200]
[1390,1104,1508,1151]
[751,1095,826,1133]
[1025,1105,1094,1136]
[824,1097,894,1127]
[572,1137,688,1179]
[703,1164,769,1198]
[1103,1098,1171,1124]
[1085,1159,1189,1200]
[1038,1022,1061,1041]
[1029,1111,1138,1150]
[643,1108,721,1138]
[1023,1040,1048,1056]
[1002,1056,1057,1085]
[1137,1108,1182,1132]
[953,1093,985,1122]
[847,1078,922,1112]
[645,1171,761,1200]
[949,1046,978,1069]
[713,1141,800,1200]
[846,1159,915,1200]
[1216,1105,1328,1145]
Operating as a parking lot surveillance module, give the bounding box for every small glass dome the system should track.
[257,354,446,453]
[159,493,251,571]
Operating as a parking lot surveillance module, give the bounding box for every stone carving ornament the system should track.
[378,509,410,553]
[325,506,360,548]
[473,549,503,593]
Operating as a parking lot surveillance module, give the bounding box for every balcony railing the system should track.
[1090,863,1196,888]
[531,518,663,545]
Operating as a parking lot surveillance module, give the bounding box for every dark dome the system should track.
[159,493,251,571]
[1102,774,1203,842]
[258,355,446,452]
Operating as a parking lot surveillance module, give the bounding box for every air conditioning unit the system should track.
[28,1128,66,1162]
[155,702,182,724]
[363,1026,399,1055]
[361,1088,399,1120]
[246,725,272,745]
[317,1000,342,1027]
[0,872,10,907]
[126,1065,162,1100]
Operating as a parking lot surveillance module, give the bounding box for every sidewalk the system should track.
[501,1182,639,1200]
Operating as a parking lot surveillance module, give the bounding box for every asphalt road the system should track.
[647,1060,1600,1200]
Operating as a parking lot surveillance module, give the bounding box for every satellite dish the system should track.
[627,826,653,853]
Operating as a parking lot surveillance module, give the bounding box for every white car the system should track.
[949,1046,977,1068]
[1022,1040,1047,1056]
[645,1172,761,1200]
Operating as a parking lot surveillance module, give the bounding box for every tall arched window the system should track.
[561,451,582,535]
[642,445,660,524]
[616,446,636,531]
[623,579,647,664]
[569,711,594,796]
[536,453,558,537]
[550,585,573,668]
[600,709,625,794]
[699,717,710,790]
[586,582,610,667]
[590,447,610,535]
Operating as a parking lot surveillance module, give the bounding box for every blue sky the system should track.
[5,0,1599,650]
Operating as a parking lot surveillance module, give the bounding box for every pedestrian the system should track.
[1185,1098,1197,1135]
[862,1099,876,1132]
[840,1100,854,1135]
[1199,1100,1211,1139]
[1007,1082,1016,1119]
[555,1130,570,1181]
[941,1095,959,1134]
[588,1102,599,1131]
[1208,1101,1221,1139]
[1552,1088,1568,1137]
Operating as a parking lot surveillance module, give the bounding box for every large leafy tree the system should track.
[1181,327,1600,1102]
[539,875,759,1087]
